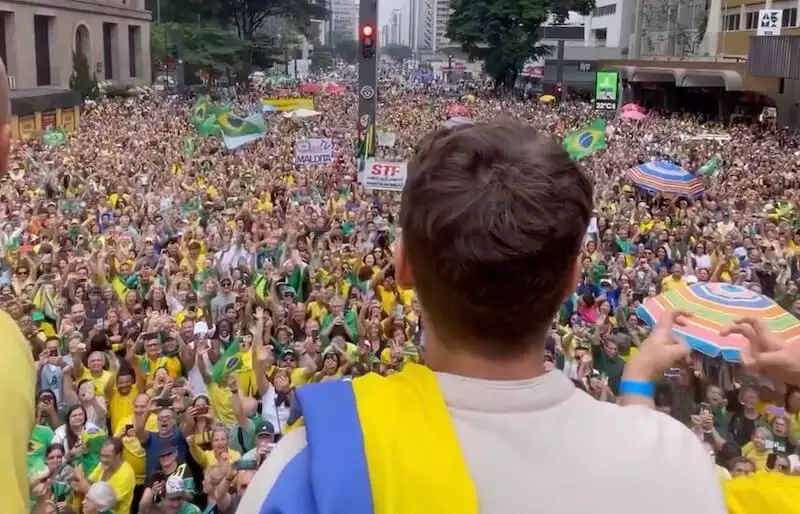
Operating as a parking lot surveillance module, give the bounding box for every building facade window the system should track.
[592,4,616,17]
[783,8,797,27]
[33,15,51,86]
[103,22,117,80]
[128,25,140,78]
[745,11,758,30]
[723,13,740,31]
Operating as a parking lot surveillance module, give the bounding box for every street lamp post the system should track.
[447,53,452,82]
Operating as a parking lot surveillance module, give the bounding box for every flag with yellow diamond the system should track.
[563,119,607,160]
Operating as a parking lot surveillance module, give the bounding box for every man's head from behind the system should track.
[396,120,592,359]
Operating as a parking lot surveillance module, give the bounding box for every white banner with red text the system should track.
[363,159,408,191]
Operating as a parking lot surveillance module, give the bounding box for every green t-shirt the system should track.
[228,417,256,454]
[177,501,202,514]
[27,424,55,477]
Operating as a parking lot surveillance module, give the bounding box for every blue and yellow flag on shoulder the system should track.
[248,364,478,514]
[563,119,607,160]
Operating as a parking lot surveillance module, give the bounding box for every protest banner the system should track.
[363,159,408,191]
[294,138,333,165]
[377,131,397,148]
[261,97,314,112]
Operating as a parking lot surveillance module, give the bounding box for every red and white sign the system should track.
[363,159,408,191]
[521,57,545,78]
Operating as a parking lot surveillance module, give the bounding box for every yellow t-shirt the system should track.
[660,275,687,293]
[107,387,136,435]
[113,417,147,485]
[236,351,257,397]
[741,442,770,471]
[191,444,241,469]
[291,367,313,388]
[0,311,34,514]
[619,346,639,364]
[179,255,206,273]
[81,369,113,397]
[376,285,410,316]
[307,301,328,322]
[175,307,204,327]
[207,383,236,425]
[88,460,137,514]
[142,355,182,383]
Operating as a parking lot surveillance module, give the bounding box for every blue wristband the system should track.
[619,379,655,398]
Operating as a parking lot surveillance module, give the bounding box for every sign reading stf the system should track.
[363,160,408,191]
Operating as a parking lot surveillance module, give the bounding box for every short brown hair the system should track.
[400,120,593,356]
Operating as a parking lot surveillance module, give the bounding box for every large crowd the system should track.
[7,73,800,513]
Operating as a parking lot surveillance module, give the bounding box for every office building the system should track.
[409,0,434,53]
[584,0,636,51]
[389,8,402,45]
[433,0,451,51]
[718,0,800,56]
[0,0,152,91]
[328,0,357,43]
[598,0,800,126]
[637,0,710,57]
[381,23,390,47]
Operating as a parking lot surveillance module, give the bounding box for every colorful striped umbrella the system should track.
[624,160,704,198]
[636,283,800,362]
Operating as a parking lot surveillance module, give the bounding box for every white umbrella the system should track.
[442,116,473,128]
[283,108,321,119]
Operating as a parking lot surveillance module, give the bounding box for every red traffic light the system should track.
[362,25,374,37]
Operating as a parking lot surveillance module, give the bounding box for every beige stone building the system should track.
[0,0,152,91]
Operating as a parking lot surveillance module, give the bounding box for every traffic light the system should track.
[361,24,376,59]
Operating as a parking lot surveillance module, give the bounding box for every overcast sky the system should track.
[377,0,407,26]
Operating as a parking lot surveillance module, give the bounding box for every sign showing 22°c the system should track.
[594,71,619,111]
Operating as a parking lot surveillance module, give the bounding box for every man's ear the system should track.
[393,236,415,289]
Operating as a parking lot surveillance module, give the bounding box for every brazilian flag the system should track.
[189,97,210,126]
[210,339,241,383]
[197,116,219,136]
[27,425,54,477]
[217,113,267,150]
[563,120,607,160]
[217,112,265,137]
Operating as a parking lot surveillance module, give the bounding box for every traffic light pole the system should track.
[357,0,378,184]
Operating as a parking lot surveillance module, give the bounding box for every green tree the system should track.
[158,0,328,76]
[447,0,594,87]
[153,22,246,86]
[383,44,412,62]
[69,50,98,99]
[150,22,171,66]
[333,39,359,63]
